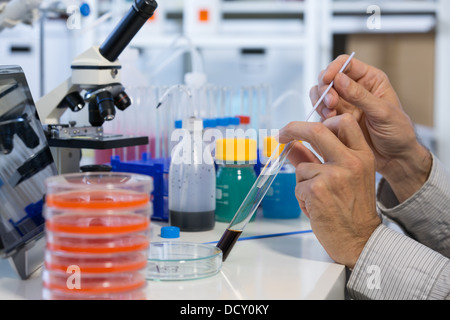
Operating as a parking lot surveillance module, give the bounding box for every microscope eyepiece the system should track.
[99,0,158,62]
[133,0,158,18]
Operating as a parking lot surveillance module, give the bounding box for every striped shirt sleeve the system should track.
[376,154,450,257]
[347,154,450,300]
[347,224,450,300]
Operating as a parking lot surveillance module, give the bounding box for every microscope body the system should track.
[35,0,158,173]
[36,46,124,126]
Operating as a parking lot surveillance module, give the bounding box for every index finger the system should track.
[319,55,370,88]
[278,121,347,163]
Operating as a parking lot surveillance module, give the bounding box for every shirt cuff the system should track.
[347,224,450,300]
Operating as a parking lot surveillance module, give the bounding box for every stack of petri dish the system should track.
[42,172,153,300]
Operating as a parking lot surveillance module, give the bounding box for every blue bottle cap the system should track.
[203,118,217,128]
[80,3,90,17]
[174,120,183,129]
[161,226,180,239]
[229,117,240,126]
[217,117,229,127]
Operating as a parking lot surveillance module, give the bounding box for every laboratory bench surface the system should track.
[0,215,346,300]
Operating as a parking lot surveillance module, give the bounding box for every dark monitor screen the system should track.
[0,65,57,259]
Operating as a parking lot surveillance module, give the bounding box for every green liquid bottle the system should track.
[215,138,257,223]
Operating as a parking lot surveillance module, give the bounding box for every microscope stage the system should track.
[47,134,149,150]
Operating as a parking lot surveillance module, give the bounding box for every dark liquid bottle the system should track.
[168,118,216,232]
[169,209,215,232]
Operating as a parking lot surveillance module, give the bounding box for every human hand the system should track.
[310,55,432,203]
[279,115,381,269]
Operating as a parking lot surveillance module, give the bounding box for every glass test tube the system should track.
[216,141,294,261]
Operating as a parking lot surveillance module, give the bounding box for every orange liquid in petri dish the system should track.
[45,190,150,235]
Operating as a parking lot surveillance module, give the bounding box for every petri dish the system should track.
[42,268,146,294]
[42,287,147,300]
[45,249,148,273]
[44,172,153,198]
[45,190,150,210]
[46,229,150,254]
[147,242,222,281]
[45,211,150,235]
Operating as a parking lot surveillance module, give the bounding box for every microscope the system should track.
[36,0,158,173]
[0,0,158,280]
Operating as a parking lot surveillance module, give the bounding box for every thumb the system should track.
[334,72,388,120]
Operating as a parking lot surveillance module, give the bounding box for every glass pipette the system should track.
[216,52,356,261]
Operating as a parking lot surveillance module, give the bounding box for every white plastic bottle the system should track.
[169,117,216,231]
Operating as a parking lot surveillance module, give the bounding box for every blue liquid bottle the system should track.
[215,138,258,223]
[261,137,301,219]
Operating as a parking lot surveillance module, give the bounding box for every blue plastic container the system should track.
[110,153,169,221]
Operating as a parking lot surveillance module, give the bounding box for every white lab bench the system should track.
[0,215,346,300]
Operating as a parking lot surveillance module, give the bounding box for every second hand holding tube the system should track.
[216,52,356,261]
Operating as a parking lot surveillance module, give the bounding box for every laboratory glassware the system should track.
[215,138,258,223]
[169,118,216,231]
[147,242,222,281]
[43,172,152,300]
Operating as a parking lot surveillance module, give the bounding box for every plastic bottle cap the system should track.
[161,226,180,239]
[174,120,182,129]
[236,115,250,125]
[263,136,302,158]
[228,117,240,126]
[215,138,257,162]
[263,136,285,158]
[203,118,217,128]
[217,117,229,127]
[80,3,90,17]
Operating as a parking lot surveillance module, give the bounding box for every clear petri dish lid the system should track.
[147,242,222,281]
[45,172,153,195]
